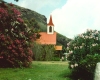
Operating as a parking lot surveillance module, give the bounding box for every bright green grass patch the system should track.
[0,61,71,80]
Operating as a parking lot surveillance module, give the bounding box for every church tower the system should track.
[47,15,54,34]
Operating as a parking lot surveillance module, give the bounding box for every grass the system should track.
[0,61,72,80]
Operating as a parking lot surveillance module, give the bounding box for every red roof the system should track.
[36,32,56,45]
[47,15,54,26]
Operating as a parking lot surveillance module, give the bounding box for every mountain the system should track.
[4,1,72,49]
[13,4,47,32]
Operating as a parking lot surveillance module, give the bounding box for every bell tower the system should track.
[47,15,54,34]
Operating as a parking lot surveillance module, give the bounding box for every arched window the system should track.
[49,26,52,32]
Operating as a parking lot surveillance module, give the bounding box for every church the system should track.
[36,15,62,50]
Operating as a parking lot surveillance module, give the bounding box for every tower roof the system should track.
[47,15,54,26]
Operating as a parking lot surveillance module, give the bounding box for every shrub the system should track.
[33,42,55,61]
[67,29,100,80]
[52,57,60,61]
[32,42,43,61]
[0,2,37,68]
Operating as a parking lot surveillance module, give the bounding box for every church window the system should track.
[49,26,52,32]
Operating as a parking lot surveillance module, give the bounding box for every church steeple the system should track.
[47,15,54,34]
[47,15,54,26]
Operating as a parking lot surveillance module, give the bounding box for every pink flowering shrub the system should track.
[0,2,36,68]
[67,29,100,80]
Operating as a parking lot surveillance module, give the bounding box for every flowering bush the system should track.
[0,2,36,68]
[67,29,100,80]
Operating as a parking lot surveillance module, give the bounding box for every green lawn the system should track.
[0,61,71,80]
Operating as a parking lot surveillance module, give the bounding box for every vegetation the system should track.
[67,29,100,80]
[0,61,71,80]
[5,1,71,51]
[57,33,71,52]
[0,0,71,66]
[0,2,40,68]
[33,42,55,61]
[2,0,72,58]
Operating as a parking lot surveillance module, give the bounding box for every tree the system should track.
[33,42,55,61]
[67,29,100,80]
[0,2,37,68]
[32,42,43,61]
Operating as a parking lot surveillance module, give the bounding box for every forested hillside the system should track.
[4,0,72,49]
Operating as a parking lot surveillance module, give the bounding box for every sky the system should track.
[4,0,100,39]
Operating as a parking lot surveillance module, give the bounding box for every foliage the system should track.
[0,2,37,68]
[4,0,72,52]
[67,29,100,80]
[52,57,60,61]
[42,45,55,61]
[24,18,41,39]
[33,42,55,61]
[32,42,43,61]
[57,33,71,53]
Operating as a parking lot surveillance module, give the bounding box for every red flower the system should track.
[11,8,21,16]
[28,49,33,56]
[28,56,32,62]
[0,8,8,16]
[7,46,12,49]
[14,52,18,56]
[17,18,24,23]
[0,56,3,59]
[12,50,15,53]
[19,47,23,52]
[15,39,20,44]
[0,34,5,40]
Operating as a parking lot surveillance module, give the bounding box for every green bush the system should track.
[52,57,60,61]
[67,29,100,80]
[33,42,55,61]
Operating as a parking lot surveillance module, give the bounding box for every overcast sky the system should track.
[4,0,100,39]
